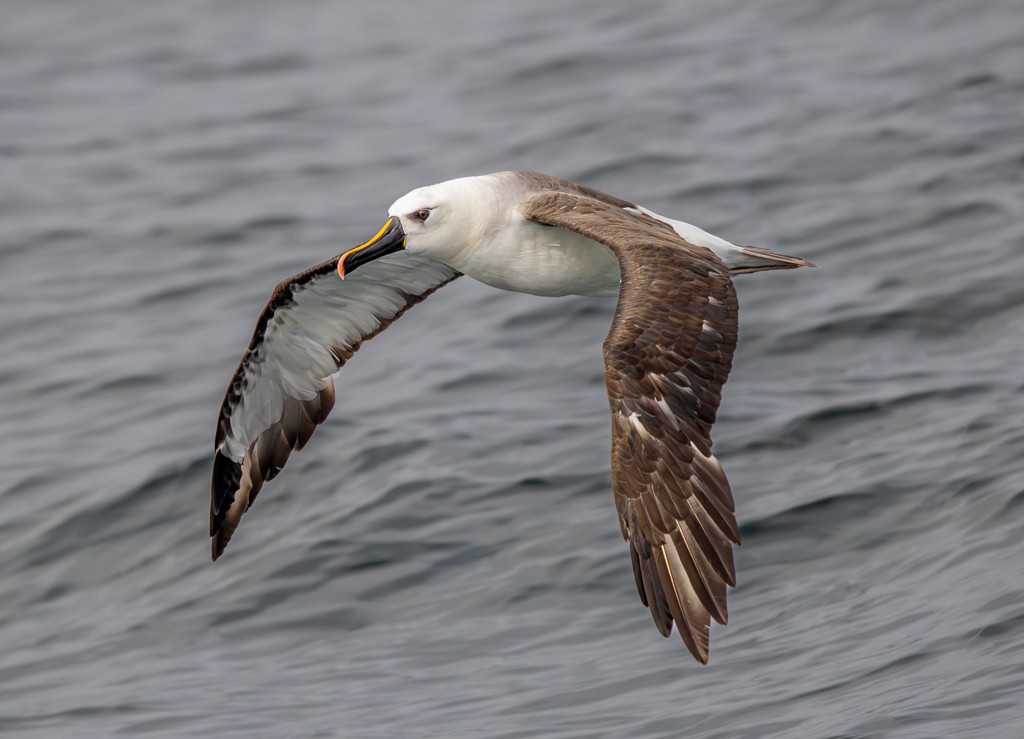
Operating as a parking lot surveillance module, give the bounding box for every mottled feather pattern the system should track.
[524,189,740,663]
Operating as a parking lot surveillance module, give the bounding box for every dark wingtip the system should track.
[679,625,711,664]
[210,451,243,561]
[211,516,237,561]
[211,535,226,561]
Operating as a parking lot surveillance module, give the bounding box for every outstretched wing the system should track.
[211,252,460,560]
[523,190,740,664]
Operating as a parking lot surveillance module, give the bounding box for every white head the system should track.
[337,174,507,278]
[388,175,506,263]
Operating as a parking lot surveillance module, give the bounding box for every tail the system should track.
[631,208,815,275]
[726,244,816,274]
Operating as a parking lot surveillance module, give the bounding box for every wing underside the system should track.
[210,252,460,560]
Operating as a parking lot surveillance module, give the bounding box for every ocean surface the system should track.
[2,0,1023,736]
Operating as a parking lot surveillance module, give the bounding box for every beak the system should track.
[337,217,406,278]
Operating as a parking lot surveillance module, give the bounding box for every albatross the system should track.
[210,170,814,663]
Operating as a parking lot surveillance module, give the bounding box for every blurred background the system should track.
[2,0,1023,736]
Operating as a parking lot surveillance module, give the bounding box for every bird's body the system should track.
[209,170,814,663]
[449,217,622,297]
[386,172,801,297]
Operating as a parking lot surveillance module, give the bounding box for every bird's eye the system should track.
[414,208,431,222]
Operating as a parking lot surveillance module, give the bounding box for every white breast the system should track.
[450,216,622,298]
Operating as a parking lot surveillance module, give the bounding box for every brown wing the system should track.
[211,252,460,560]
[523,190,740,664]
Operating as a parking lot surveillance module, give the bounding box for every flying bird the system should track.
[210,171,814,663]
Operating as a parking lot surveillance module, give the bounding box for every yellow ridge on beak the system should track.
[337,217,407,279]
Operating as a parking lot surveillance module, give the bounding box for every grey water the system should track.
[2,0,1023,736]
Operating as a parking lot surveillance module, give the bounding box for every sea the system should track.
[2,0,1023,736]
